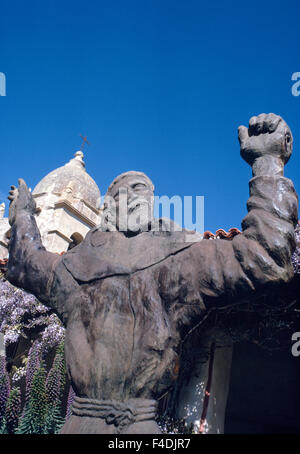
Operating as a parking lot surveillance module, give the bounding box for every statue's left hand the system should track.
[8,179,37,226]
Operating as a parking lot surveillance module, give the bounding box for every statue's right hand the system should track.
[8,179,37,226]
[238,113,293,167]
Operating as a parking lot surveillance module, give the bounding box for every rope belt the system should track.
[72,396,157,432]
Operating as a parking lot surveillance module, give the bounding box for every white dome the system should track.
[32,151,101,210]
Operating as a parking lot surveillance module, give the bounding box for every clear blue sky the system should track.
[0,0,299,232]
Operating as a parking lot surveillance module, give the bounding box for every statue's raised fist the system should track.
[238,113,293,166]
[8,179,37,226]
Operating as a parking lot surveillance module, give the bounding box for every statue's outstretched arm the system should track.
[6,179,63,310]
[233,113,298,292]
[175,114,298,312]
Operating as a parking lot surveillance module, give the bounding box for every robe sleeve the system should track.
[160,174,298,319]
[6,210,73,320]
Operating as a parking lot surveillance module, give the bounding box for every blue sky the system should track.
[0,0,299,232]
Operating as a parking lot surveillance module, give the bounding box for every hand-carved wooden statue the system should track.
[6,114,298,434]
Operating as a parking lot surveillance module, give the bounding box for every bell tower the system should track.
[32,151,102,253]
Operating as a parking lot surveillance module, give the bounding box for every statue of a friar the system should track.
[6,114,298,434]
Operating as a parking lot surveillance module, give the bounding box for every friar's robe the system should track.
[6,174,298,433]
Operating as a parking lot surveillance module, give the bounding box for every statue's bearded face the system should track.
[109,175,154,233]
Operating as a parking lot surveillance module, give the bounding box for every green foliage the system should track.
[0,356,10,425]
[0,418,8,434]
[5,387,21,433]
[46,340,66,404]
[45,341,67,433]
[16,341,68,434]
[17,364,48,434]
[44,403,65,434]
[1,273,69,434]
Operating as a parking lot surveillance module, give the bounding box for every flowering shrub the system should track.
[0,271,69,434]
[0,341,69,434]
[0,271,64,348]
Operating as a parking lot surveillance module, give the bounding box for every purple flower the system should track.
[0,273,65,351]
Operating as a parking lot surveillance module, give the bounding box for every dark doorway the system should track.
[225,341,300,433]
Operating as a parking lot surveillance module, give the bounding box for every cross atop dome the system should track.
[79,134,90,151]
